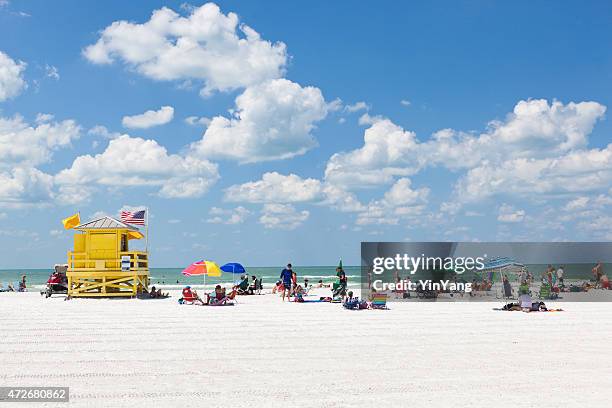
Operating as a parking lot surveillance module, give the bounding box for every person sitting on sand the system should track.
[149,286,168,298]
[209,285,236,305]
[181,286,205,305]
[234,275,250,294]
[248,275,258,294]
[316,279,330,288]
[518,292,532,312]
[272,280,282,294]
[601,274,610,290]
[19,275,27,292]
[343,290,366,309]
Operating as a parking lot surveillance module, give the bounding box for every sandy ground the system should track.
[1,289,611,408]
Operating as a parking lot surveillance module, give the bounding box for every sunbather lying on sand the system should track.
[499,300,559,312]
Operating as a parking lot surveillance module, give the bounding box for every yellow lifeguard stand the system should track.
[66,216,149,297]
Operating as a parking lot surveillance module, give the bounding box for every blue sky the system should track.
[1,0,611,268]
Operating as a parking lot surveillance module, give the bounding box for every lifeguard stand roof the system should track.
[75,216,139,231]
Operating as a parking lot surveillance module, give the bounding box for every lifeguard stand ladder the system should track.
[66,216,149,298]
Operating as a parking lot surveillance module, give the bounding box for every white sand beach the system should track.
[2,289,612,408]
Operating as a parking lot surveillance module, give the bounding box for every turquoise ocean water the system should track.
[0,266,361,290]
[1,263,606,290]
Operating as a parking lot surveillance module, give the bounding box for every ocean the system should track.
[0,266,361,290]
[1,263,605,291]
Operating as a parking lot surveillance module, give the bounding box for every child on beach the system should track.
[272,280,282,294]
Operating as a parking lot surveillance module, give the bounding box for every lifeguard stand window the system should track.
[89,232,117,260]
[121,234,128,252]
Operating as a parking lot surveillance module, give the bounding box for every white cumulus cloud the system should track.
[326,99,607,193]
[206,206,250,224]
[122,106,174,129]
[55,135,219,199]
[0,114,81,168]
[184,115,211,127]
[259,203,309,230]
[497,204,526,223]
[0,50,27,101]
[224,172,323,203]
[191,79,330,162]
[325,117,420,188]
[83,3,287,96]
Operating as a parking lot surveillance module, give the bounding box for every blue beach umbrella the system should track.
[221,262,246,274]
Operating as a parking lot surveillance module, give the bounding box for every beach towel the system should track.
[205,302,235,307]
[370,293,389,309]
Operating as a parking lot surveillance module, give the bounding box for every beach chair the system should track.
[538,283,558,300]
[249,278,263,295]
[370,293,388,309]
[13,281,24,292]
[236,279,250,295]
[179,287,205,305]
[332,282,347,297]
[208,289,237,306]
[0,282,9,292]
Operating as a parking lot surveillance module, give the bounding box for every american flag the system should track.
[121,210,146,225]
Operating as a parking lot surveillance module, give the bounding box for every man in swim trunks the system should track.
[280,263,293,301]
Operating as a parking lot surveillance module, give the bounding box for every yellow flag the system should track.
[62,213,80,230]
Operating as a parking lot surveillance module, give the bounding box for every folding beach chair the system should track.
[370,293,388,309]
[332,282,347,297]
[0,282,9,292]
[13,281,24,292]
[538,283,558,300]
[250,278,263,295]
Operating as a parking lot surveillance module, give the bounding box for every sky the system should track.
[0,0,611,268]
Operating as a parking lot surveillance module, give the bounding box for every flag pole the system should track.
[145,207,149,253]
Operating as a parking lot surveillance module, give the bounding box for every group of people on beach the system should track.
[272,263,348,302]
[179,284,237,305]
[0,275,26,292]
[178,273,264,305]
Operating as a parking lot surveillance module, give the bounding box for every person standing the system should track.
[280,264,294,301]
[556,265,565,286]
[291,269,297,294]
[593,262,603,285]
